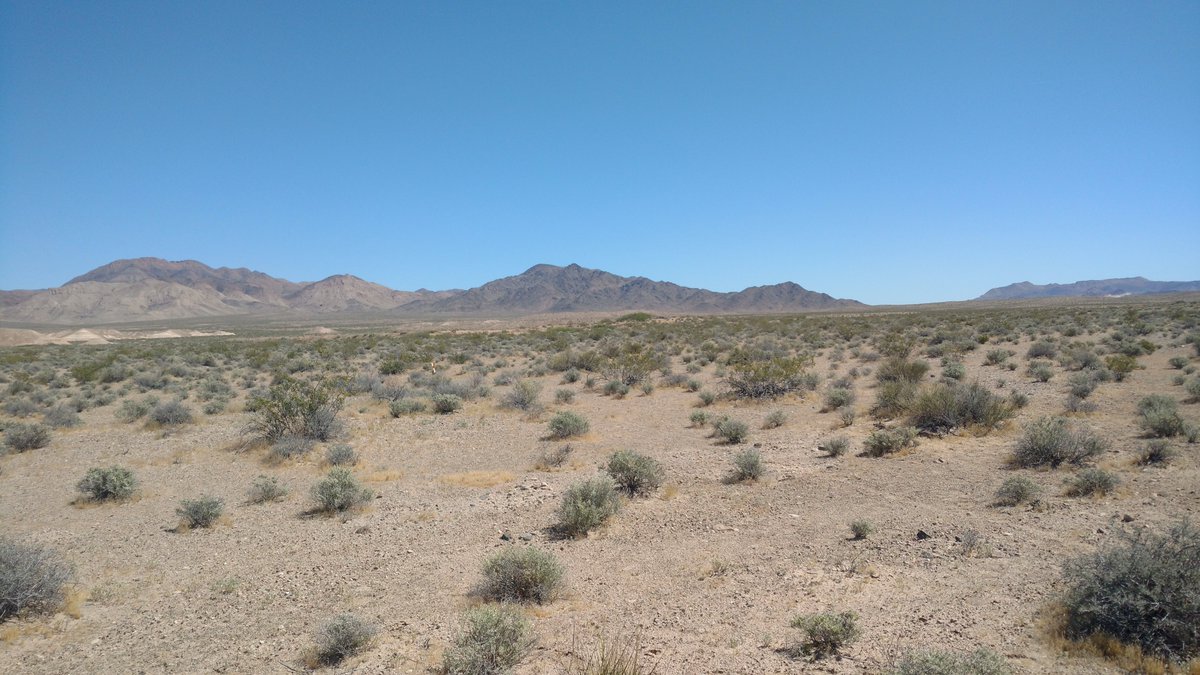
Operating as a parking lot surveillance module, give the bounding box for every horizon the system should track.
[2,2,1198,304]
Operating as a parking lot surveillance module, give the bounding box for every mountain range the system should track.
[977,277,1200,301]
[0,258,862,324]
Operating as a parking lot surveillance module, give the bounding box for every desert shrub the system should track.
[789,610,860,658]
[941,360,966,381]
[685,378,702,392]
[326,443,357,466]
[432,393,463,414]
[1068,372,1098,399]
[993,476,1040,507]
[314,613,376,665]
[697,390,716,406]
[1027,341,1058,359]
[840,408,857,426]
[872,380,919,419]
[889,648,1010,675]
[390,398,426,416]
[270,435,315,460]
[1168,356,1189,370]
[534,444,572,470]
[1186,378,1200,402]
[605,450,663,496]
[247,475,289,503]
[1011,417,1107,468]
[478,547,564,604]
[4,398,39,418]
[202,400,226,415]
[877,357,929,384]
[558,476,621,537]
[442,603,534,675]
[762,410,788,429]
[819,436,850,457]
[1137,394,1185,438]
[77,466,137,501]
[1027,362,1054,382]
[0,538,74,621]
[908,381,1012,434]
[531,407,587,439]
[1136,439,1176,466]
[149,400,193,426]
[116,397,154,422]
[850,520,873,540]
[731,449,764,482]
[555,389,575,404]
[985,349,1011,365]
[724,355,813,399]
[244,378,344,441]
[1063,394,1097,414]
[1061,519,1200,662]
[823,387,855,411]
[712,417,749,444]
[176,496,223,529]
[562,631,657,674]
[863,426,918,457]
[1068,468,1119,497]
[689,411,709,427]
[312,468,372,512]
[1105,354,1138,381]
[603,380,631,398]
[501,380,542,411]
[4,422,51,452]
[561,368,581,384]
[43,404,81,428]
[1007,391,1029,409]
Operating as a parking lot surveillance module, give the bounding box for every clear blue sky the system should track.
[1,1,1197,304]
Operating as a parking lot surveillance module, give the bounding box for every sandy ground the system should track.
[1,336,1197,674]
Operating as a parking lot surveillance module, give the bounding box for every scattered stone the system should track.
[916,530,931,540]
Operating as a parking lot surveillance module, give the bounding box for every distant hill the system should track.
[0,258,863,324]
[978,277,1200,301]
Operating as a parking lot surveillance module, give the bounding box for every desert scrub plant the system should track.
[547,411,589,439]
[270,435,315,460]
[1186,378,1200,402]
[823,387,856,411]
[688,410,710,427]
[1011,417,1107,468]
[442,603,535,674]
[557,476,621,537]
[312,468,372,513]
[247,475,289,503]
[1027,361,1054,382]
[993,476,1040,507]
[889,648,1011,675]
[43,404,81,428]
[1067,468,1119,497]
[1136,394,1185,438]
[534,444,572,470]
[850,519,873,540]
[478,546,565,604]
[1169,355,1190,370]
[76,466,137,502]
[389,398,426,416]
[697,390,716,406]
[907,381,1012,434]
[555,388,575,404]
[1137,439,1176,466]
[712,416,749,444]
[863,426,918,457]
[1105,354,1138,381]
[148,399,193,426]
[730,449,765,482]
[723,355,814,399]
[115,397,154,422]
[762,410,788,429]
[941,360,966,381]
[1061,519,1200,663]
[325,443,357,466]
[4,422,51,452]
[789,610,860,658]
[819,436,850,457]
[313,613,376,665]
[562,631,658,675]
[244,378,344,441]
[500,379,542,411]
[0,537,74,622]
[432,393,464,414]
[605,450,663,496]
[176,496,224,529]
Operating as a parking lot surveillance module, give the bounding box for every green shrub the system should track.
[4,423,51,452]
[1137,439,1176,466]
[819,436,850,457]
[478,547,564,604]
[603,380,630,398]
[247,475,289,503]
[1067,468,1119,497]
[77,466,137,501]
[1027,362,1054,382]
[1185,378,1200,402]
[314,613,376,665]
[311,468,372,513]
[889,648,1011,675]
[1068,372,1098,399]
[941,360,966,381]
[442,604,534,674]
[1137,394,1185,437]
[985,349,1011,365]
[731,449,765,482]
[698,390,716,406]
[547,411,589,439]
[823,387,856,411]
[872,380,919,419]
[390,398,426,416]
[326,443,357,466]
[1011,417,1107,468]
[689,410,710,427]
[43,404,81,428]
[712,417,749,444]
[850,520,873,540]
[558,476,621,537]
[555,389,575,404]
[877,357,929,384]
[908,381,1012,434]
[762,410,788,429]
[501,380,542,411]
[245,378,344,441]
[1027,341,1058,359]
[270,435,315,460]
[605,450,663,496]
[993,476,1040,506]
[533,444,572,470]
[1062,519,1200,662]
[789,610,860,658]
[432,394,464,414]
[724,356,814,399]
[1105,354,1138,381]
[176,496,224,529]
[116,397,154,422]
[149,400,193,426]
[0,538,74,621]
[1168,356,1189,370]
[863,426,918,457]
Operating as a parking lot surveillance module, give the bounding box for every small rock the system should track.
[518,533,534,541]
[499,532,512,541]
[916,530,931,540]
[1122,514,1135,523]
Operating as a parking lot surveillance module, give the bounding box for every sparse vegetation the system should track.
[1011,417,1107,468]
[850,519,873,540]
[314,613,376,665]
[0,538,74,622]
[558,476,621,537]
[789,610,860,658]
[4,422,51,452]
[605,450,663,496]
[889,648,1011,675]
[478,546,564,604]
[247,475,289,503]
[712,417,749,444]
[993,476,1040,507]
[442,603,535,674]
[311,468,372,512]
[548,411,589,439]
[77,466,137,502]
[176,496,224,529]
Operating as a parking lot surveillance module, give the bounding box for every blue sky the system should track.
[1,1,1197,304]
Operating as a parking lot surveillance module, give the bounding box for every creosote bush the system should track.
[1011,417,1107,468]
[478,546,565,604]
[5,422,51,452]
[908,381,1013,434]
[0,538,75,621]
[789,610,861,658]
[889,648,1011,675]
[547,411,589,439]
[724,355,813,399]
[312,468,372,513]
[176,496,224,529]
[993,476,1039,507]
[245,378,344,441]
[314,613,376,665]
[605,450,663,496]
[442,603,534,675]
[1062,519,1200,663]
[558,476,621,537]
[77,466,137,502]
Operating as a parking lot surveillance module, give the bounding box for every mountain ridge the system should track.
[978,277,1200,301]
